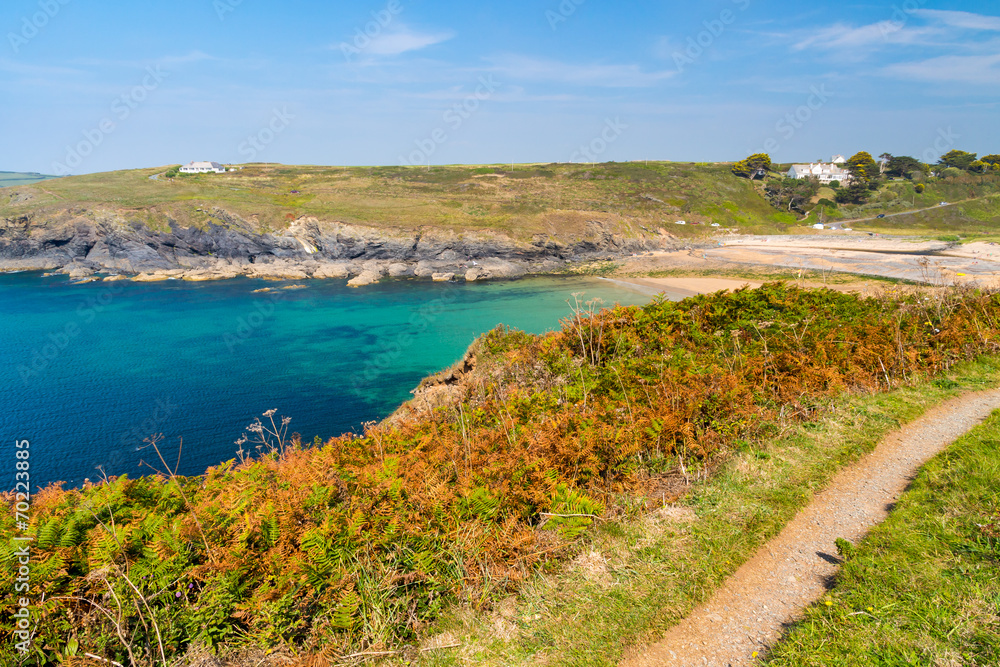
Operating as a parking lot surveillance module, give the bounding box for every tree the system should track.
[878,153,892,174]
[938,150,977,170]
[732,153,772,179]
[835,180,871,205]
[969,160,988,173]
[981,154,1000,166]
[847,151,879,183]
[765,176,819,213]
[885,155,927,179]
[914,183,925,193]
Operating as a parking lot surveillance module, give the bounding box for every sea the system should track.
[1,272,667,490]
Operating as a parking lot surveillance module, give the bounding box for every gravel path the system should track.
[621,388,1000,667]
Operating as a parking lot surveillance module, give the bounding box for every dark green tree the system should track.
[765,176,819,213]
[938,150,977,170]
[885,155,927,179]
[835,180,871,205]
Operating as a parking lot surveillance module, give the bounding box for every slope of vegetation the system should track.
[3,284,1000,665]
[0,162,811,240]
[767,409,1000,665]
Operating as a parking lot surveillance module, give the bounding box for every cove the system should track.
[1,273,660,489]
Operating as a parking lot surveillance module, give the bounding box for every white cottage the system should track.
[786,159,851,185]
[179,161,226,174]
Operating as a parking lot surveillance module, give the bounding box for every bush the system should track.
[915,183,926,193]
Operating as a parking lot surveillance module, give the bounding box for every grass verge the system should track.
[765,402,1000,665]
[391,356,1000,667]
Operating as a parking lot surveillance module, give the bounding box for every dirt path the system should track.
[620,388,1000,667]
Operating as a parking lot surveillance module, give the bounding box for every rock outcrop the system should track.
[0,207,668,284]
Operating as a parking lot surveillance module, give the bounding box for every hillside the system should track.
[0,162,802,282]
[0,171,58,187]
[2,162,999,282]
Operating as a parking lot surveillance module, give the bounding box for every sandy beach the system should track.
[615,234,1000,290]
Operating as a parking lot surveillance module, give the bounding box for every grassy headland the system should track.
[4,162,998,242]
[3,283,1000,665]
[1,162,793,240]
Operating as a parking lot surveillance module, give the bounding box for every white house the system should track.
[786,158,851,185]
[179,161,226,174]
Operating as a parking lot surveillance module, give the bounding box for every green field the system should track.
[0,171,58,187]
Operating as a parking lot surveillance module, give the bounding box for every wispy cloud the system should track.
[882,53,1000,85]
[916,9,1000,32]
[486,55,675,88]
[791,9,1000,53]
[792,22,934,51]
[337,24,455,57]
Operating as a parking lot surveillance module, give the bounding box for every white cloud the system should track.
[792,22,934,52]
[353,25,454,57]
[882,53,1000,85]
[486,55,675,88]
[916,9,1000,32]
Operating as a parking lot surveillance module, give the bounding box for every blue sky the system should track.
[1,0,998,174]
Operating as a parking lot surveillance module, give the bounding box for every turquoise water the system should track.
[1,273,654,489]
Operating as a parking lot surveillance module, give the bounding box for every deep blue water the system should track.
[1,273,657,489]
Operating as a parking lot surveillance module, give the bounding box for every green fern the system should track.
[545,484,604,539]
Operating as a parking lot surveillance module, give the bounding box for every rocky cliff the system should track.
[0,205,670,284]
